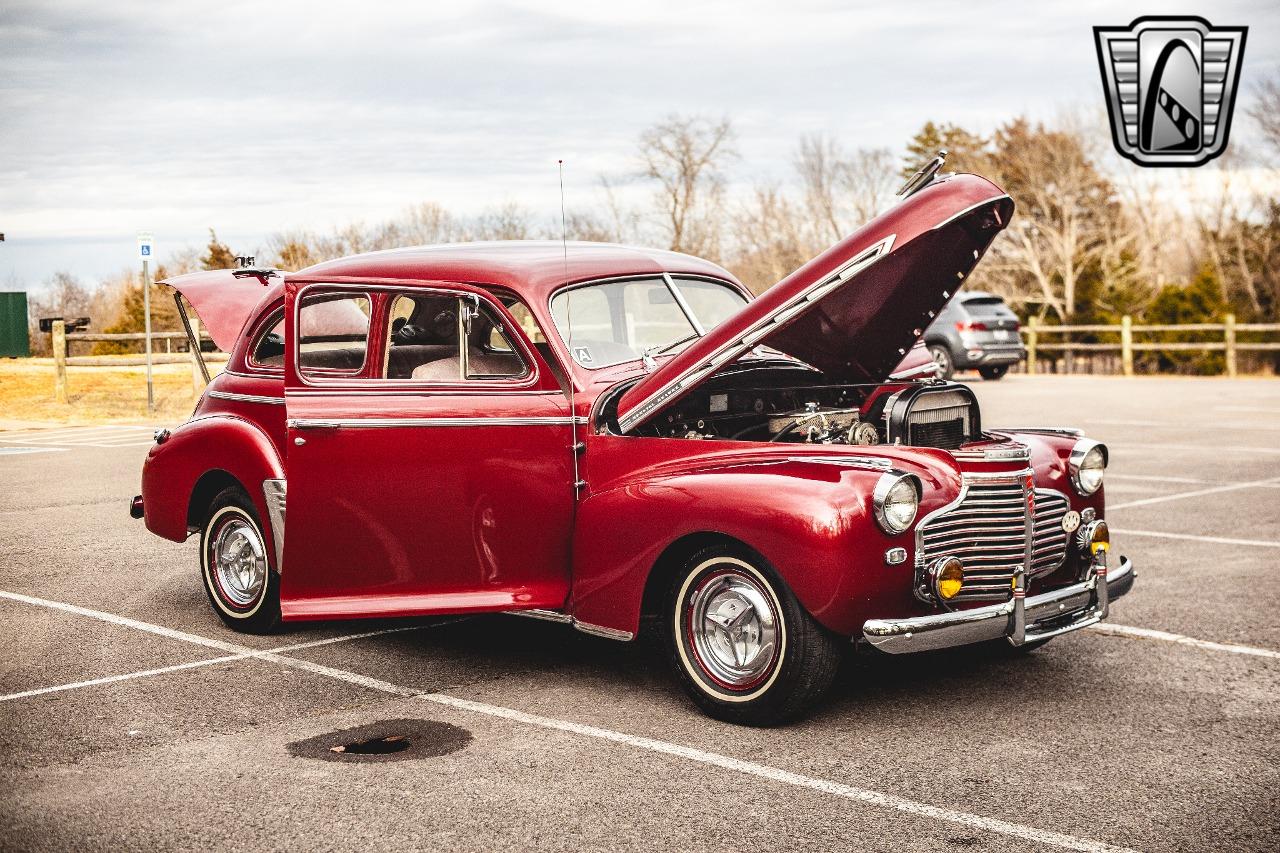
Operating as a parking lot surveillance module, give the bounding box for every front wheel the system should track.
[665,547,842,726]
[928,345,955,380]
[979,365,1010,380]
[200,486,281,634]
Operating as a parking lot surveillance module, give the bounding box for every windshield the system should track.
[550,277,747,369]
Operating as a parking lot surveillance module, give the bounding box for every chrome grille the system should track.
[919,481,1027,602]
[918,480,1073,603]
[1030,489,1070,575]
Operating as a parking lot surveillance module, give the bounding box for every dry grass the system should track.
[0,357,224,427]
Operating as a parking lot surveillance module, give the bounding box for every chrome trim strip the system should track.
[617,235,896,433]
[209,390,286,406]
[862,555,1134,653]
[261,479,287,572]
[504,609,573,624]
[502,610,635,641]
[951,443,1031,462]
[572,620,635,641]
[287,416,581,429]
[992,427,1085,438]
[784,455,893,471]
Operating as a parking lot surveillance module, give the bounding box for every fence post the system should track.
[189,316,205,394]
[1224,313,1236,377]
[1026,316,1038,375]
[52,320,68,403]
[1120,315,1134,376]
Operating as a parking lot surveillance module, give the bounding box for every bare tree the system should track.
[637,115,736,258]
[795,134,847,242]
[984,119,1123,320]
[732,185,811,293]
[1248,72,1280,165]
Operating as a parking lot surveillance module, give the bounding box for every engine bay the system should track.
[618,366,982,451]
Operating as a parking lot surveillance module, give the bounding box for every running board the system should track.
[504,609,634,642]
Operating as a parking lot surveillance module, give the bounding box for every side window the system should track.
[381,293,528,382]
[250,311,285,368]
[297,292,371,378]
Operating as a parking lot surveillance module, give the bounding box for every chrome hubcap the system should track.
[688,570,779,689]
[212,517,266,608]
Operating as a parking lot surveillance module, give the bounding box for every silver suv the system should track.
[923,291,1025,380]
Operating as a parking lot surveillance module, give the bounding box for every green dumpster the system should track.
[0,292,32,357]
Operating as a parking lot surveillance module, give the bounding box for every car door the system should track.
[280,279,576,620]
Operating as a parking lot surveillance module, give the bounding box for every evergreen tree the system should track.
[201,229,236,270]
[901,121,989,177]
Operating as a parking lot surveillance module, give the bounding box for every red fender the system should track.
[141,415,285,557]
[569,458,957,639]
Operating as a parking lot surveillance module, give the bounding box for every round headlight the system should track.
[873,473,919,535]
[1069,439,1108,496]
[930,556,964,601]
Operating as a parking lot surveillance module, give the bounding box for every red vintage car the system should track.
[133,170,1133,725]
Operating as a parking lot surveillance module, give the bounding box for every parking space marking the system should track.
[1108,473,1207,484]
[0,446,69,456]
[1112,527,1280,549]
[1108,476,1280,510]
[0,588,1174,853]
[1086,418,1280,432]
[0,425,157,448]
[1091,624,1280,661]
[1109,441,1280,456]
[0,625,427,704]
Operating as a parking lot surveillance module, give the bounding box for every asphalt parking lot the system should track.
[1,375,1278,852]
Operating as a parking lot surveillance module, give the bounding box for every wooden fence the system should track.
[1024,315,1280,377]
[48,318,226,403]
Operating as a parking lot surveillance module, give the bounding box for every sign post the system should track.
[137,232,155,414]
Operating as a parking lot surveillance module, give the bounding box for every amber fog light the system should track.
[1078,519,1110,556]
[930,556,964,602]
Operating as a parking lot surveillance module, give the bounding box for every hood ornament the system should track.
[897,150,947,198]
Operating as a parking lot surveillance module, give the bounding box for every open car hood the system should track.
[615,173,1014,433]
[158,269,282,352]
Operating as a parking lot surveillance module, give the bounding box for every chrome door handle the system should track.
[287,419,340,430]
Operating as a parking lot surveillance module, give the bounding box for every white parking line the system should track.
[1107,473,1206,485]
[1110,442,1280,456]
[0,425,157,448]
[0,589,1237,853]
[1112,528,1280,549]
[1086,418,1280,432]
[0,447,69,456]
[1090,624,1280,661]
[0,625,426,703]
[1108,476,1280,510]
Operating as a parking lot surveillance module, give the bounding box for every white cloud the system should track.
[0,0,1276,287]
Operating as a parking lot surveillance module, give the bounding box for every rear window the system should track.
[961,296,1007,309]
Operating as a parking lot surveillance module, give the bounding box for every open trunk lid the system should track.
[158,269,282,353]
[615,173,1014,433]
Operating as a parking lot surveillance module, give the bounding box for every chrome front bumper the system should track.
[861,554,1135,654]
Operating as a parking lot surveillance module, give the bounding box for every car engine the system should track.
[630,376,982,451]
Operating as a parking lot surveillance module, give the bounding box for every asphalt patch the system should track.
[287,718,472,763]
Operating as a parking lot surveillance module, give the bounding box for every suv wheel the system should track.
[665,546,841,726]
[979,365,1009,380]
[928,345,954,380]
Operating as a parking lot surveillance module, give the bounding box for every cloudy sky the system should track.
[1,0,1276,289]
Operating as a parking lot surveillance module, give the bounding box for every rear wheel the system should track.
[200,486,281,634]
[664,546,842,726]
[928,345,954,380]
[979,365,1010,380]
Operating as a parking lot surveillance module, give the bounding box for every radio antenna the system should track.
[560,160,586,494]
